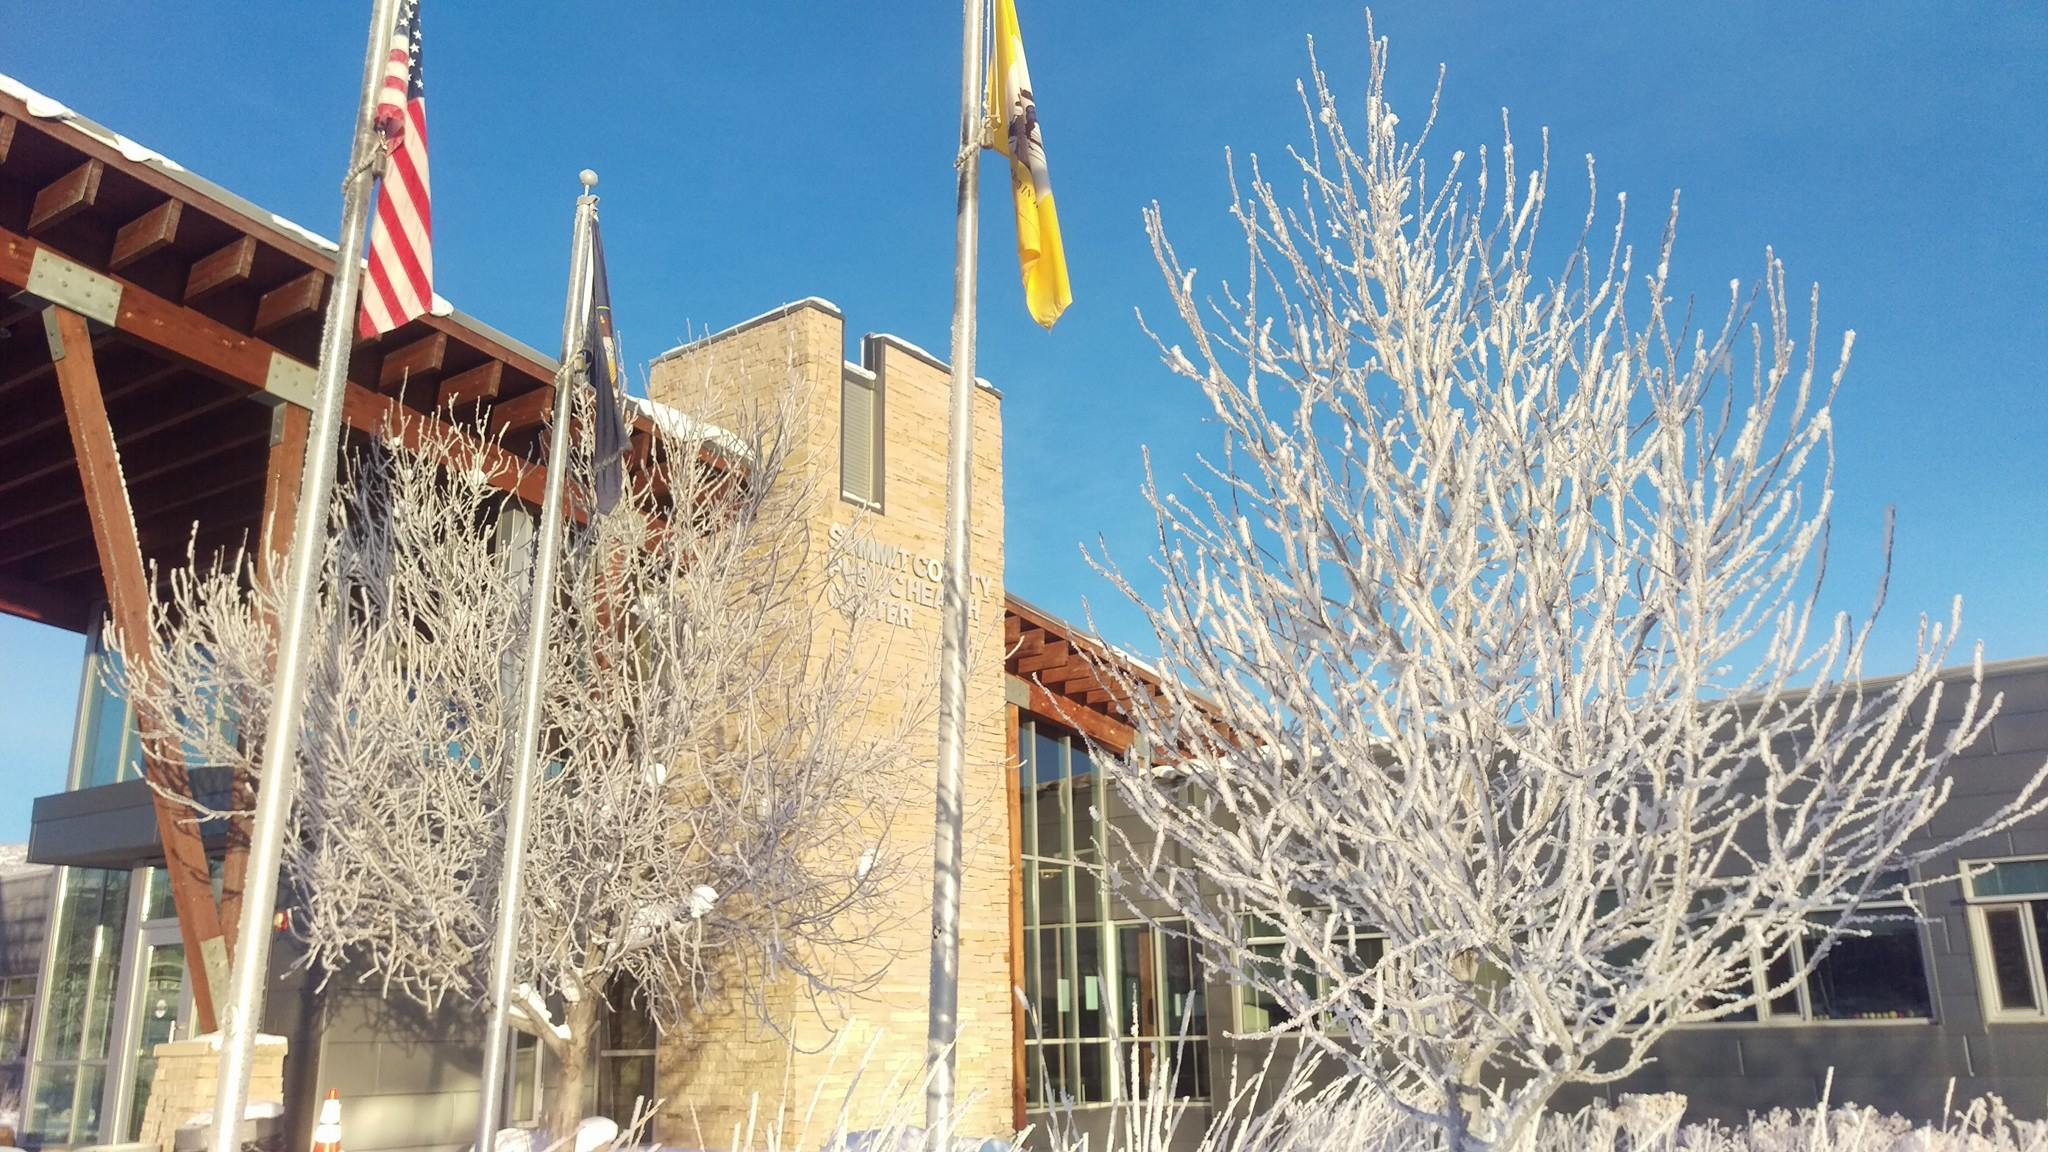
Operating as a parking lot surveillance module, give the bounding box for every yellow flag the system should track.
[987,0,1071,329]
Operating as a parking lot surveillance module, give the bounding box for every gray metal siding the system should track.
[1071,659,2048,1129]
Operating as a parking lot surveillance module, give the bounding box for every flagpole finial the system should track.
[579,169,599,190]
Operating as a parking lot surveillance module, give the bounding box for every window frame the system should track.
[1018,718,1209,1110]
[838,365,884,511]
[1235,917,1386,1036]
[1681,897,1936,1028]
[1962,855,2048,1023]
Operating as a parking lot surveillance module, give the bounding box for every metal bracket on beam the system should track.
[1005,674,1033,708]
[262,351,317,411]
[23,248,122,327]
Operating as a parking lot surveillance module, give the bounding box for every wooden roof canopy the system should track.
[0,74,1167,761]
[0,81,684,634]
[1006,595,1162,756]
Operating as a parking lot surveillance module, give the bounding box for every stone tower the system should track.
[645,300,1013,1141]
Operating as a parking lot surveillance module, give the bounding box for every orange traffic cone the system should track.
[311,1089,343,1152]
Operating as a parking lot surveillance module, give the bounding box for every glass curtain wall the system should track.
[25,868,130,1144]
[75,618,144,790]
[1019,718,1205,1110]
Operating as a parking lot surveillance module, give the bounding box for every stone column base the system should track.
[136,1033,288,1152]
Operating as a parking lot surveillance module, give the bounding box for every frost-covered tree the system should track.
[1094,27,2048,1152]
[120,372,913,1133]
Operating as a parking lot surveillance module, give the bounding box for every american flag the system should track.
[359,0,432,339]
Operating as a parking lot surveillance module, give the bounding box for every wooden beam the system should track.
[1008,628,1046,662]
[184,236,257,303]
[35,470,266,581]
[258,404,309,570]
[0,575,87,631]
[0,422,271,538]
[251,268,326,334]
[378,330,448,392]
[0,391,242,510]
[109,199,183,270]
[0,116,15,166]
[28,159,104,234]
[487,384,554,435]
[221,403,310,945]
[0,363,188,488]
[346,385,546,507]
[436,360,503,409]
[1022,676,1136,756]
[44,305,228,1032]
[1016,640,1071,676]
[0,223,549,509]
[1049,662,1104,697]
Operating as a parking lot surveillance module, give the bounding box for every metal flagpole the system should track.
[208,1,403,1147]
[927,0,986,1141]
[474,170,600,1151]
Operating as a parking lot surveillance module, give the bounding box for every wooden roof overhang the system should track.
[1004,594,1157,756]
[0,83,693,634]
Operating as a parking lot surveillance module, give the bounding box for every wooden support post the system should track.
[1006,702,1027,1131]
[220,403,309,942]
[45,305,229,1032]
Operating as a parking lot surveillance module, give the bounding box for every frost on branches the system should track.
[1093,26,2048,1152]
[118,366,915,1133]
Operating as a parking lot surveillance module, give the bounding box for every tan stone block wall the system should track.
[646,303,1013,1141]
[137,1036,287,1152]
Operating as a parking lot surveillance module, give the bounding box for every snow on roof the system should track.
[0,70,547,368]
[863,332,1002,396]
[0,844,50,878]
[627,395,752,463]
[649,298,844,365]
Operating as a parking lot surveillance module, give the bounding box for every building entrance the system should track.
[114,921,192,1140]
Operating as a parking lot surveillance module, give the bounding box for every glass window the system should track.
[1076,929,1109,1040]
[124,940,189,1141]
[1764,948,1803,1020]
[1806,920,1934,1021]
[1983,907,2038,1012]
[1702,905,1933,1026]
[596,977,658,1123]
[1019,719,1209,1108]
[1970,859,2048,901]
[1,976,34,1061]
[1,973,34,1111]
[1238,916,1383,1034]
[28,867,132,1144]
[1960,857,2048,1021]
[142,868,177,924]
[509,1032,543,1126]
[79,643,140,790]
[1114,925,1207,1102]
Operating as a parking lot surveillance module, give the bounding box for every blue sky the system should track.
[3,3,2043,841]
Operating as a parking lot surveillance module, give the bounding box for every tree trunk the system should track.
[544,995,602,1136]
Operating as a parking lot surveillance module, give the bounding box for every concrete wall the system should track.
[647,301,1013,1142]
